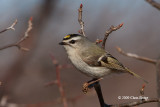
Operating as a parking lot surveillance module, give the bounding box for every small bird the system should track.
[59,34,148,86]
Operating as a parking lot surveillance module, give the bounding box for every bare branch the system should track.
[102,23,123,49]
[112,98,160,107]
[16,17,33,45]
[78,4,86,36]
[0,19,18,34]
[0,44,19,51]
[50,54,68,107]
[0,17,33,51]
[146,0,160,10]
[116,46,157,64]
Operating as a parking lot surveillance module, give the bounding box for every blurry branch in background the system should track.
[45,55,97,107]
[116,47,160,106]
[146,0,160,10]
[116,47,157,64]
[0,17,33,51]
[44,54,98,107]
[101,23,123,49]
[0,19,17,34]
[47,54,70,107]
[78,4,86,36]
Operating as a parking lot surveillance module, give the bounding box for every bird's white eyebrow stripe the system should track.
[71,36,81,40]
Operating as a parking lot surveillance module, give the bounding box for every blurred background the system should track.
[0,0,160,107]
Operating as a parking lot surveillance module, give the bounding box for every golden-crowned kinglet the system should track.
[59,34,148,83]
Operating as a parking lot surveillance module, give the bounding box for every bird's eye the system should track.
[69,40,76,44]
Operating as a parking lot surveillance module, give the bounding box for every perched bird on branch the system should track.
[59,34,148,90]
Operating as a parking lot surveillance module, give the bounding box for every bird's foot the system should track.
[82,78,103,94]
[82,82,89,94]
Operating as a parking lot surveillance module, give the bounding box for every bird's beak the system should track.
[59,42,68,45]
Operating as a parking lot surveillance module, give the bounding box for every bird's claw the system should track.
[82,78,103,94]
[82,82,89,94]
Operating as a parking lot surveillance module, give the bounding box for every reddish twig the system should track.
[102,23,123,49]
[116,46,157,64]
[95,39,103,44]
[146,0,160,10]
[78,4,86,36]
[50,54,68,107]
[0,17,33,51]
[0,19,17,34]
[140,84,145,95]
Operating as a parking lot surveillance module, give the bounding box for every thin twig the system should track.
[16,17,33,45]
[102,23,123,49]
[78,4,86,36]
[0,19,18,34]
[50,54,68,107]
[0,17,33,51]
[140,84,145,96]
[116,46,157,64]
[88,78,103,86]
[95,39,103,44]
[146,0,160,10]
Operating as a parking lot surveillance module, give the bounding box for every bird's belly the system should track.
[67,51,111,78]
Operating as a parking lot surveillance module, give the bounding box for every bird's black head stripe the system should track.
[63,34,81,40]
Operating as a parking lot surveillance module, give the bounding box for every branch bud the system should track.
[80,4,83,8]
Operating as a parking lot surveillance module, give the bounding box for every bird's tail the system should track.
[125,67,148,84]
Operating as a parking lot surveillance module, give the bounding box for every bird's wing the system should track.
[80,49,125,71]
[99,54,148,83]
[98,53,126,71]
[81,54,101,66]
[80,51,148,83]
[79,44,106,67]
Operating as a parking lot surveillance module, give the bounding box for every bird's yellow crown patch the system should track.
[63,34,80,40]
[64,35,71,39]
